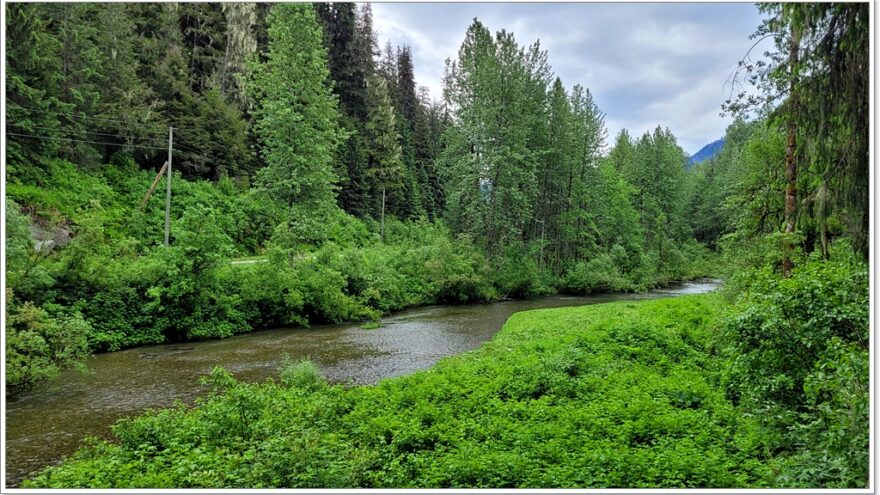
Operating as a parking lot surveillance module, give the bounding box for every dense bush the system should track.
[5,296,91,396]
[489,243,555,299]
[26,295,782,488]
[560,254,628,294]
[719,243,868,487]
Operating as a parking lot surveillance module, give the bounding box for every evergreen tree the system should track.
[395,46,430,219]
[247,3,345,245]
[396,47,419,126]
[353,4,379,89]
[364,75,405,220]
[6,3,65,170]
[220,2,258,110]
[412,88,441,219]
[41,3,106,165]
[316,3,366,121]
[317,2,379,218]
[179,3,226,93]
[93,3,157,157]
[424,94,448,215]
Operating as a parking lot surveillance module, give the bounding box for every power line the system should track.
[8,105,167,130]
[174,143,212,156]
[171,141,201,153]
[6,123,167,144]
[9,107,238,158]
[6,132,167,151]
[8,128,220,161]
[171,130,237,157]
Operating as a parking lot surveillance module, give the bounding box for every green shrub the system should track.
[490,243,553,299]
[561,254,629,294]
[279,358,326,392]
[5,199,55,300]
[720,243,868,487]
[5,299,91,396]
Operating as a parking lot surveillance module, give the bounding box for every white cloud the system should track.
[370,3,767,154]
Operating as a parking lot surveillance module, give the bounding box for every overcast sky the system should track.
[371,2,769,155]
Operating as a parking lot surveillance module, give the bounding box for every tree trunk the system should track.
[782,27,800,278]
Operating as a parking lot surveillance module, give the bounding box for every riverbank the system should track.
[6,280,717,487]
[7,159,715,398]
[25,292,781,488]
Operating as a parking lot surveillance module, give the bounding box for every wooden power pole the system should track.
[164,127,173,247]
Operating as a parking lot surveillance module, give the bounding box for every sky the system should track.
[371,2,770,155]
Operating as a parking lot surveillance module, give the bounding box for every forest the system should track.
[4,2,870,489]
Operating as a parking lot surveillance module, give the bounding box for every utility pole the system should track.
[164,127,173,247]
[380,187,386,243]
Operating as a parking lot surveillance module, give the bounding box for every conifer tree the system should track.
[364,75,405,219]
[247,3,344,245]
[220,2,257,110]
[94,3,156,149]
[179,3,227,93]
[43,3,106,165]
[6,3,65,168]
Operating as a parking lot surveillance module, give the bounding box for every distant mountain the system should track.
[687,139,725,168]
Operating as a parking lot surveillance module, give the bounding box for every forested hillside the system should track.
[5,2,715,395]
[4,2,869,489]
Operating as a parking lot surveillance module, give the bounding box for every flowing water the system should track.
[5,279,719,486]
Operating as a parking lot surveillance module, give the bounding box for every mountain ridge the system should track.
[687,138,725,168]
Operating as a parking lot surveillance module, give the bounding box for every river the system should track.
[5,279,719,486]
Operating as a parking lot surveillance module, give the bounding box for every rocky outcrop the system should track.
[28,223,73,254]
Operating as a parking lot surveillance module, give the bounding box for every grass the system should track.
[25,294,779,488]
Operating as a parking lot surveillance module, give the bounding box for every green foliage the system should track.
[5,4,868,489]
[28,295,788,488]
[279,358,327,393]
[560,255,628,295]
[5,299,91,396]
[363,74,405,217]
[145,206,246,341]
[719,244,868,487]
[5,199,55,298]
[441,20,549,253]
[247,3,345,246]
[488,243,553,299]
[726,3,869,260]
[3,158,503,370]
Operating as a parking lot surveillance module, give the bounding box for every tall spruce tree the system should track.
[93,3,157,156]
[364,75,405,219]
[6,3,65,169]
[317,3,381,218]
[247,3,344,245]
